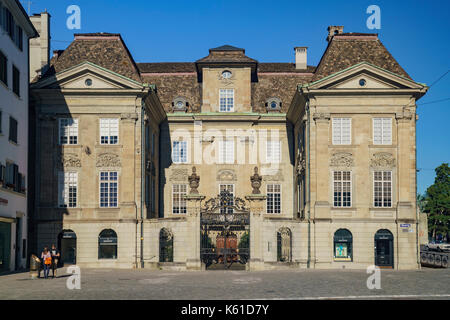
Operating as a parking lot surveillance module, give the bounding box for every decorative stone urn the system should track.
[188,166,200,194]
[250,166,262,194]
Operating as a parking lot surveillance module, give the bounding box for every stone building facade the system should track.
[0,0,37,272]
[29,26,428,270]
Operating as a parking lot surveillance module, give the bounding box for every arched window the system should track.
[334,229,352,261]
[277,227,292,262]
[98,229,117,259]
[159,228,173,262]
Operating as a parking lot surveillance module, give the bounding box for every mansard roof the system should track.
[40,32,141,82]
[313,33,411,81]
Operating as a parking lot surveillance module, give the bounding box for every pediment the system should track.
[307,62,425,91]
[32,61,143,90]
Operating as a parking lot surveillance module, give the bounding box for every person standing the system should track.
[50,244,60,278]
[41,247,52,279]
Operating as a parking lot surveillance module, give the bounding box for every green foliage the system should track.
[423,163,450,241]
[238,232,249,249]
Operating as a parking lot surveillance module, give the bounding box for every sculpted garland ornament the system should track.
[330,152,354,167]
[59,154,81,167]
[96,153,121,167]
[370,152,396,169]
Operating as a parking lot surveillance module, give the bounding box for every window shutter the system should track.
[58,172,64,207]
[332,118,341,144]
[373,118,382,144]
[0,164,4,183]
[342,118,351,144]
[383,118,392,144]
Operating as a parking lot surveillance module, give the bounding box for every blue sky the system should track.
[26,0,450,194]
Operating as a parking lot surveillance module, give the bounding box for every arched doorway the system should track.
[277,227,292,262]
[333,229,353,262]
[58,230,77,265]
[98,229,117,259]
[374,229,394,268]
[159,228,173,262]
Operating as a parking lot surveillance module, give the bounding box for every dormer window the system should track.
[172,96,188,112]
[266,97,282,112]
[222,70,232,79]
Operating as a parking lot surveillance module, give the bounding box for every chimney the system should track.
[327,25,344,42]
[29,12,51,81]
[294,47,307,70]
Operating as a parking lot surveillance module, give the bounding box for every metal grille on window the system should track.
[373,118,392,145]
[59,172,77,208]
[219,89,234,112]
[219,138,234,164]
[100,171,118,207]
[172,141,187,163]
[333,171,351,207]
[172,184,187,214]
[374,171,392,207]
[59,118,78,145]
[267,184,281,214]
[266,140,281,163]
[100,118,119,144]
[332,118,351,145]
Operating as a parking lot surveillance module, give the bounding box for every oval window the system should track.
[359,79,367,87]
[222,71,232,79]
[85,78,92,86]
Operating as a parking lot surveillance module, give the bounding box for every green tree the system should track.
[423,163,450,242]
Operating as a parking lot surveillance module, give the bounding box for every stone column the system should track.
[185,194,204,270]
[246,194,266,271]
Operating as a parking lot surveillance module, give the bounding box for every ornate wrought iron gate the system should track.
[200,190,250,269]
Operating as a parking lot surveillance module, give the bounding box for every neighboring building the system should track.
[30,26,427,270]
[29,11,50,81]
[0,0,38,272]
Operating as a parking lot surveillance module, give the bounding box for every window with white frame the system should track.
[267,184,281,214]
[333,171,351,207]
[172,184,187,214]
[332,118,351,145]
[100,118,119,144]
[100,171,118,207]
[219,89,234,112]
[218,138,234,164]
[374,171,392,207]
[219,184,234,214]
[59,118,78,145]
[58,171,77,208]
[266,140,281,163]
[172,140,187,163]
[373,118,392,145]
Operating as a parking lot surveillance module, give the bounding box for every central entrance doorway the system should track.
[58,230,77,265]
[200,190,250,270]
[374,229,394,268]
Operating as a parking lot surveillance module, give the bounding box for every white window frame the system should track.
[100,118,119,145]
[218,138,234,164]
[266,140,281,163]
[99,171,118,208]
[172,184,187,214]
[332,171,352,208]
[332,118,352,145]
[219,88,234,112]
[58,171,78,208]
[373,117,392,145]
[58,118,78,145]
[266,184,282,214]
[172,140,188,163]
[373,171,392,208]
